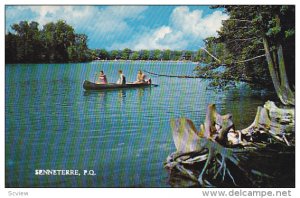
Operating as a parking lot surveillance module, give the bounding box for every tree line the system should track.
[5,6,295,105]
[91,48,213,62]
[5,20,219,63]
[5,20,92,63]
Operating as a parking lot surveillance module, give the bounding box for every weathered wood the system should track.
[165,101,295,187]
[241,101,294,145]
[202,104,234,143]
[170,118,202,153]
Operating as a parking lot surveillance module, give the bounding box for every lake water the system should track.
[5,61,276,187]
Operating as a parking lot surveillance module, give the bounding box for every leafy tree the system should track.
[153,49,162,60]
[130,51,140,60]
[121,48,131,60]
[172,50,181,61]
[98,49,109,60]
[5,33,18,63]
[195,49,205,62]
[221,6,294,105]
[182,50,193,61]
[162,49,171,60]
[10,21,42,63]
[140,50,150,60]
[89,49,98,60]
[195,6,295,105]
[6,20,92,63]
[68,34,90,62]
[110,50,119,60]
[149,50,155,60]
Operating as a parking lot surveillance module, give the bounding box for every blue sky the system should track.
[5,5,228,50]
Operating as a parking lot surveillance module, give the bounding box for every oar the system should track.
[151,84,159,87]
[94,72,98,83]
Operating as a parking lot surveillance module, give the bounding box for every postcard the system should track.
[4,4,295,192]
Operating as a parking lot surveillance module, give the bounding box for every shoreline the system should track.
[92,59,199,64]
[6,60,201,65]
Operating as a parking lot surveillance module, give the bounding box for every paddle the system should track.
[94,72,98,83]
[127,81,158,87]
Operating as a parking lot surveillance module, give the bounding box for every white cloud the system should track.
[6,6,228,50]
[111,6,228,50]
[131,26,175,50]
[171,6,228,38]
[109,25,186,50]
[6,6,147,42]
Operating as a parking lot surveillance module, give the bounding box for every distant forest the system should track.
[5,20,223,64]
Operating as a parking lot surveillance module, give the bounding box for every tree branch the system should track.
[225,19,253,23]
[201,47,221,63]
[232,54,265,64]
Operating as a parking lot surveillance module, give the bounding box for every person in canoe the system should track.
[135,70,152,84]
[117,70,126,85]
[135,70,146,83]
[97,70,108,84]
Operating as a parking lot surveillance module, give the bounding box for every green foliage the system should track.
[130,51,140,60]
[4,19,206,63]
[121,48,131,60]
[67,34,90,62]
[140,50,150,60]
[153,49,162,60]
[196,5,295,89]
[110,50,120,60]
[6,20,92,63]
[284,29,294,38]
[162,50,171,60]
[97,49,109,60]
[8,21,42,63]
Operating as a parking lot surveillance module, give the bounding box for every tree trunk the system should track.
[262,37,295,106]
[277,44,295,105]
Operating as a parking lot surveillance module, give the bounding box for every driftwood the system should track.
[165,101,295,187]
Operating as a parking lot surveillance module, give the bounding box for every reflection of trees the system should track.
[220,87,277,129]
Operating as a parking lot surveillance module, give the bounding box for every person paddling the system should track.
[135,70,151,84]
[97,70,108,84]
[117,70,126,85]
[135,70,146,83]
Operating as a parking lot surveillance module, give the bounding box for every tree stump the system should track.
[165,101,295,187]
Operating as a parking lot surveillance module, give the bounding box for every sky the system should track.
[5,5,228,50]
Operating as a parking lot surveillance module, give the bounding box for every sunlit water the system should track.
[5,61,276,187]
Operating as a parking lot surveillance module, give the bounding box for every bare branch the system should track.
[200,46,265,65]
[225,19,253,23]
[232,54,265,64]
[201,48,221,63]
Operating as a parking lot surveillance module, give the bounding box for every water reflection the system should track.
[118,89,126,104]
[83,87,152,106]
[6,62,276,187]
[137,88,145,104]
[83,90,108,107]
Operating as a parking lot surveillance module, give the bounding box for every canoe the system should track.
[83,80,152,90]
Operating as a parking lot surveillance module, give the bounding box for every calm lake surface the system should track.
[5,61,276,187]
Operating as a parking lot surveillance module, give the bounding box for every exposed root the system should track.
[165,101,295,187]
